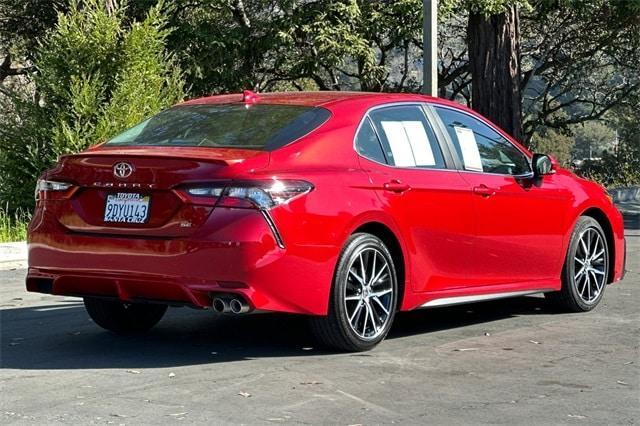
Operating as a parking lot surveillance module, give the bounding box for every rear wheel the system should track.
[546,216,609,312]
[310,233,398,351]
[84,297,167,334]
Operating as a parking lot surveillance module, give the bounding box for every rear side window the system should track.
[105,104,331,151]
[368,105,445,169]
[355,118,387,164]
[434,106,531,175]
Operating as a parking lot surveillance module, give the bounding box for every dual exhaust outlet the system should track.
[212,295,251,314]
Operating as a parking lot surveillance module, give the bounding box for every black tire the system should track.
[84,297,167,334]
[546,216,609,312]
[310,233,398,352]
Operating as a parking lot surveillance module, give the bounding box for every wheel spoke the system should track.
[369,263,389,288]
[577,273,587,296]
[591,248,605,261]
[579,235,589,257]
[593,233,602,254]
[349,300,364,323]
[369,252,377,286]
[345,294,361,301]
[359,253,367,286]
[349,269,365,287]
[575,257,586,266]
[367,302,378,334]
[371,296,389,316]
[370,288,392,298]
[591,268,604,276]
[594,271,605,292]
[574,266,585,280]
[361,303,370,336]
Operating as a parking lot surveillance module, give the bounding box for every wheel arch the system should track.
[353,221,406,310]
[580,207,615,284]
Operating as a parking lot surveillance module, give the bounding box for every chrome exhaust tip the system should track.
[212,297,230,314]
[229,298,250,314]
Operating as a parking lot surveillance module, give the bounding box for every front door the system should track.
[432,105,572,286]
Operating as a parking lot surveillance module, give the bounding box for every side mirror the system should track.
[532,153,555,177]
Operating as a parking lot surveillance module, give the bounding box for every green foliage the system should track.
[0,207,30,243]
[578,107,640,187]
[0,0,184,212]
[0,0,67,56]
[580,147,640,188]
[572,121,616,159]
[95,3,184,142]
[531,127,575,166]
[163,0,427,94]
[36,0,122,110]
[443,0,531,16]
[0,92,55,211]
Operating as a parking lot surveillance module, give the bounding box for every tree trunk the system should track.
[467,6,524,144]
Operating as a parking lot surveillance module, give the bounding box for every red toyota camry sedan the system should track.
[27,91,626,351]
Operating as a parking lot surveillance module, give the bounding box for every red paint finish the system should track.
[27,92,626,316]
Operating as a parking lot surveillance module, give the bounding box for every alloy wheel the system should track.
[344,247,394,340]
[573,227,608,304]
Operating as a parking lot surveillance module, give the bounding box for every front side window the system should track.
[367,105,445,169]
[434,106,531,176]
[105,104,331,151]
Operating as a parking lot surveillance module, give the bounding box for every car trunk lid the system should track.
[46,147,269,237]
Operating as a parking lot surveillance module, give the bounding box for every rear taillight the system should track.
[35,180,75,201]
[183,179,313,209]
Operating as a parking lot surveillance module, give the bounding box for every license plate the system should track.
[104,193,150,224]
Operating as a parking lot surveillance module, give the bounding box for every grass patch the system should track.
[0,208,30,243]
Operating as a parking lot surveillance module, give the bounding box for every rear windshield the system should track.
[105,104,331,151]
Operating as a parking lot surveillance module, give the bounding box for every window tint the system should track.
[368,105,445,168]
[434,106,531,175]
[355,118,387,164]
[105,104,331,151]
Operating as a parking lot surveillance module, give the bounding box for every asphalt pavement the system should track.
[1,234,638,425]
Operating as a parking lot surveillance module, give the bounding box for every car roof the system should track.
[180,91,459,108]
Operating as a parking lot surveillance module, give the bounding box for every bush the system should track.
[576,108,640,188]
[0,207,30,243]
[0,0,184,213]
[578,145,640,188]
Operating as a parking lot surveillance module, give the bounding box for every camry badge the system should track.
[113,162,134,179]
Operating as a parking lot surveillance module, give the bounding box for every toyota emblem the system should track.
[113,162,134,179]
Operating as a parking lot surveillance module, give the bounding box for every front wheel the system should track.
[546,216,609,312]
[84,297,167,334]
[310,233,398,351]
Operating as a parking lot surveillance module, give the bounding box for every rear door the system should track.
[356,104,476,293]
[431,105,572,285]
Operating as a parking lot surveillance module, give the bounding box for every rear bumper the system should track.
[27,208,338,315]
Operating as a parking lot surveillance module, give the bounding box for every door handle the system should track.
[473,184,496,197]
[383,180,411,193]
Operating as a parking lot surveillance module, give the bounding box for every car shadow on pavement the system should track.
[0,295,553,370]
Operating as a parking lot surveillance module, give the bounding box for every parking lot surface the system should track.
[1,234,638,425]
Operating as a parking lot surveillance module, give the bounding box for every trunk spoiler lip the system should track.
[60,146,268,165]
